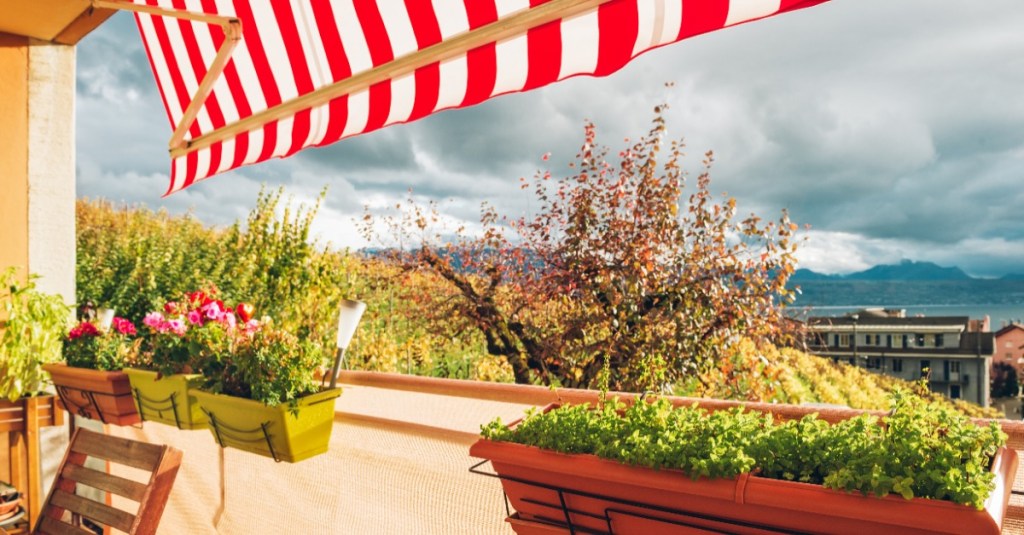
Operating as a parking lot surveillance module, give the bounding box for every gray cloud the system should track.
[76,1,1024,277]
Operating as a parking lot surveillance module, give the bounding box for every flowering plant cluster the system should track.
[63,316,140,371]
[139,287,259,377]
[134,286,329,406]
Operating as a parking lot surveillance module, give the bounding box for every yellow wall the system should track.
[0,33,30,280]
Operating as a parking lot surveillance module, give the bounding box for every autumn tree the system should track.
[363,107,801,392]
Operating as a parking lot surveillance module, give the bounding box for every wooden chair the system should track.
[33,428,182,535]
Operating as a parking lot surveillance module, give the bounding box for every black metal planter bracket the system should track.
[201,408,280,462]
[131,388,185,429]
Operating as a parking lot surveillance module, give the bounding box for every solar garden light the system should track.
[98,308,116,332]
[329,300,366,389]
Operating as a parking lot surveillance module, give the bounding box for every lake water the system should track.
[786,280,1024,328]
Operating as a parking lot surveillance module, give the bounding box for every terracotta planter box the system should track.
[124,368,207,430]
[43,363,139,426]
[470,422,1019,535]
[190,387,341,463]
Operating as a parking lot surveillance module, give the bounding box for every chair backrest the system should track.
[34,428,182,535]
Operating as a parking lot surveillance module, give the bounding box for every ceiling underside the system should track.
[0,0,115,45]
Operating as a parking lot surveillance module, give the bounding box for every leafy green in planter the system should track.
[198,327,326,408]
[481,388,1006,509]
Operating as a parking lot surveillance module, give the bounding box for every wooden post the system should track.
[24,396,41,528]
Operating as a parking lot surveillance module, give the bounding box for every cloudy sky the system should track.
[76,1,1024,278]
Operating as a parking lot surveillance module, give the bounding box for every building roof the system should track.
[808,316,971,327]
[995,323,1024,338]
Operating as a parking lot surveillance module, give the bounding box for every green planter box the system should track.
[124,368,208,430]
[190,388,341,463]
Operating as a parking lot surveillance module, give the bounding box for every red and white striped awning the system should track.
[105,0,829,195]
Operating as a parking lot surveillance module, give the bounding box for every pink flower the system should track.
[204,302,222,320]
[243,319,261,335]
[166,319,186,336]
[143,312,165,329]
[187,310,203,325]
[219,311,237,330]
[112,317,136,336]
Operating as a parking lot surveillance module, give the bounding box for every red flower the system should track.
[186,291,207,308]
[164,301,180,315]
[68,321,100,341]
[236,302,255,323]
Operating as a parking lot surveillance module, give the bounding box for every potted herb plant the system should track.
[125,288,241,430]
[45,312,141,425]
[189,323,340,463]
[0,268,66,431]
[471,388,1017,534]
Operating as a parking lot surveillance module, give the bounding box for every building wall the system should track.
[0,32,76,502]
[0,34,31,278]
[995,326,1024,376]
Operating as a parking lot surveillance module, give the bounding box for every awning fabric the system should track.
[124,0,829,195]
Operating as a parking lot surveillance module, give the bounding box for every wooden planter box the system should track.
[190,388,341,463]
[42,363,138,426]
[470,413,1019,535]
[123,368,207,430]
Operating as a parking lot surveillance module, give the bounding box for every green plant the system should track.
[199,326,326,407]
[482,387,1006,509]
[63,317,140,371]
[0,268,70,401]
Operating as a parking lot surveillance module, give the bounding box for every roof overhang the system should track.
[0,0,115,45]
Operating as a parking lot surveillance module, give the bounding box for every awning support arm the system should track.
[166,0,612,159]
[91,0,242,153]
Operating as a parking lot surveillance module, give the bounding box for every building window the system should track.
[839,334,850,347]
[867,357,881,369]
[949,361,960,373]
[887,335,892,348]
[848,358,855,365]
[935,334,944,348]
[950,384,961,399]
[902,334,909,348]
[874,334,881,346]
[920,359,931,378]
[915,334,926,347]
[892,359,903,372]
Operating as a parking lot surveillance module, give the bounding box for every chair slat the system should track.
[69,428,165,471]
[36,516,97,535]
[48,489,137,533]
[61,463,149,502]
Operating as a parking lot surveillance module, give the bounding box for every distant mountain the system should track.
[791,268,841,281]
[791,260,973,282]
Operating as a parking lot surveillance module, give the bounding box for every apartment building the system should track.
[994,323,1024,376]
[805,309,994,407]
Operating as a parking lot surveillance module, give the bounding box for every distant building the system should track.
[805,308,994,407]
[994,323,1024,376]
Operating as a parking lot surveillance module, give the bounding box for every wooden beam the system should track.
[168,19,241,150]
[92,0,237,27]
[169,0,614,158]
